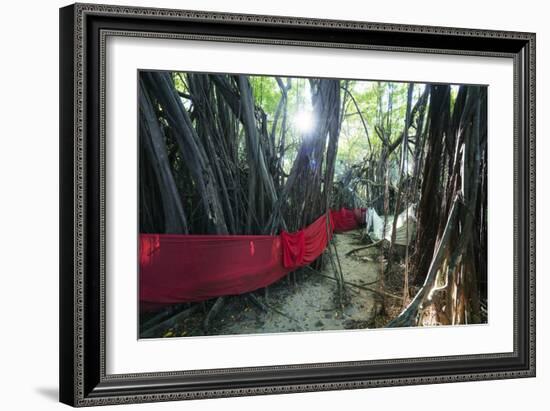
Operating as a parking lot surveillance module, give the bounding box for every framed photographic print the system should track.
[59,2,536,407]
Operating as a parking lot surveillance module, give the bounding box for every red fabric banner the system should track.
[280,229,305,269]
[281,214,333,269]
[331,207,365,232]
[140,233,287,309]
[140,209,363,310]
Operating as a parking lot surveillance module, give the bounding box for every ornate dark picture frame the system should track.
[59,3,536,407]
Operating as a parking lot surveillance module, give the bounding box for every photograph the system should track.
[55,1,536,407]
[138,71,488,338]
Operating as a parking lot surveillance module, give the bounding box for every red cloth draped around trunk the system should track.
[281,214,333,269]
[140,209,363,310]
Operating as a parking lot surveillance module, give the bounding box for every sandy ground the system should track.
[144,229,385,338]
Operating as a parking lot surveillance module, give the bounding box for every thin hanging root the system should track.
[331,241,346,292]
[247,293,269,312]
[323,212,343,304]
[304,265,401,300]
[326,243,347,307]
[249,293,304,330]
[203,296,226,330]
[325,247,342,303]
[345,240,384,256]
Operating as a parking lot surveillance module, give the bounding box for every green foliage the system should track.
[249,76,280,116]
[172,72,188,94]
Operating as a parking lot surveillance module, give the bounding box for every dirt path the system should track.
[195,229,383,337]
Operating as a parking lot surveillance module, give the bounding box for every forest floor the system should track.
[145,229,396,338]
